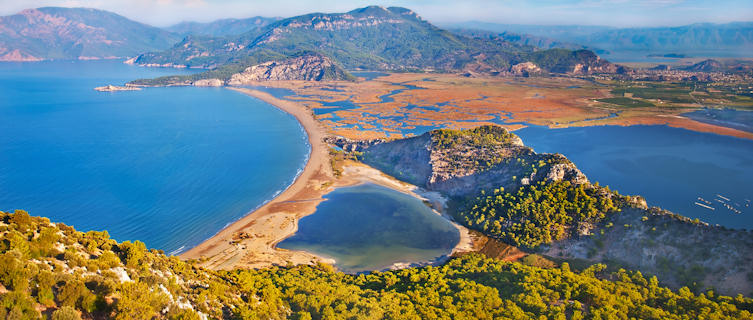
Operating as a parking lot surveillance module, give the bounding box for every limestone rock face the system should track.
[192,78,224,87]
[511,62,542,76]
[227,54,352,83]
[567,51,628,75]
[542,160,588,185]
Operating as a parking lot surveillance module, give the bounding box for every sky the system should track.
[0,0,751,27]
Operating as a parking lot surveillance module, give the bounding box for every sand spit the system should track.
[180,88,474,271]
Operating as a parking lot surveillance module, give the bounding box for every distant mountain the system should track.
[584,22,753,55]
[451,29,591,51]
[131,5,622,82]
[446,21,753,58]
[444,22,613,41]
[684,59,725,72]
[678,58,753,74]
[166,17,280,37]
[0,7,179,61]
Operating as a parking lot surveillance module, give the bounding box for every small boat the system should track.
[695,202,715,210]
[716,194,731,201]
[697,197,712,205]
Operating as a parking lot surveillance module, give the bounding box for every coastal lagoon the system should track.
[251,79,753,230]
[0,61,309,253]
[278,183,460,273]
[516,124,753,229]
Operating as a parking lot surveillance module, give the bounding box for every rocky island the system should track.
[94,85,142,92]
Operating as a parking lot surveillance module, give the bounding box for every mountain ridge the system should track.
[0,7,179,61]
[128,5,627,86]
[166,16,281,37]
[446,21,753,57]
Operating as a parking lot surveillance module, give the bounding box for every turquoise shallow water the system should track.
[278,183,460,273]
[0,60,309,254]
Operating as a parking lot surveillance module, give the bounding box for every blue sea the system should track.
[516,125,753,229]
[0,60,309,254]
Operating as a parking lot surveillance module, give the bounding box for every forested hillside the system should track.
[360,126,753,295]
[129,6,624,86]
[2,209,752,319]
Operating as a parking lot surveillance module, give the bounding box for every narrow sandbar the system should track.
[180,88,334,269]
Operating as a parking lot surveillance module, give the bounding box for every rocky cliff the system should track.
[531,49,628,75]
[227,53,354,83]
[362,126,587,196]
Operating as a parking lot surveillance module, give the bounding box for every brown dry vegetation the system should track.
[241,73,753,140]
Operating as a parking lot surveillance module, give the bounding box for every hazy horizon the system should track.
[1,0,751,28]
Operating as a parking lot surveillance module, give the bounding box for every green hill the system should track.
[2,209,751,319]
[131,6,623,77]
[166,17,281,37]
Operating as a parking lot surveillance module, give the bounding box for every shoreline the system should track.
[180,87,475,271]
[180,87,335,268]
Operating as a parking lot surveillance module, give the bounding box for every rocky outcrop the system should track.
[325,136,386,152]
[192,78,224,87]
[94,85,142,92]
[510,62,542,76]
[227,54,353,83]
[532,49,629,75]
[362,125,587,196]
[569,52,628,75]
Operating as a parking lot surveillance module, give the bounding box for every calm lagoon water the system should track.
[683,108,753,134]
[0,60,309,254]
[516,125,753,229]
[278,183,460,273]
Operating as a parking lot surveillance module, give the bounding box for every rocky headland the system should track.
[227,53,354,83]
[358,125,587,196]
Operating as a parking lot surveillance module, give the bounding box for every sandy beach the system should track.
[180,87,335,269]
[180,87,475,270]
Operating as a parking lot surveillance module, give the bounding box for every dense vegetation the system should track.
[3,210,752,319]
[432,126,519,149]
[429,126,526,174]
[166,17,280,37]
[459,181,622,249]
